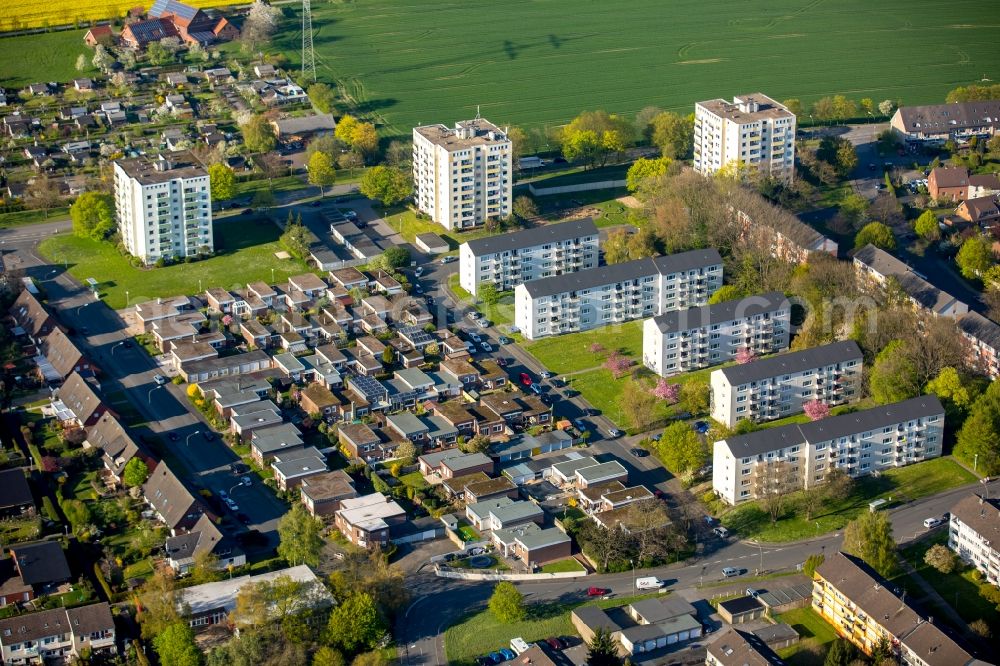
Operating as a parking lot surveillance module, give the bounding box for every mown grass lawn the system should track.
[233,174,305,198]
[523,320,644,375]
[540,558,586,573]
[777,607,839,666]
[0,29,95,89]
[0,207,71,228]
[720,456,976,543]
[383,208,496,250]
[39,217,312,309]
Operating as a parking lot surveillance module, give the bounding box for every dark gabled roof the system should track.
[718,340,862,386]
[10,541,71,586]
[57,372,103,423]
[959,195,1000,223]
[463,218,598,256]
[0,469,33,510]
[721,395,944,457]
[39,327,85,378]
[650,291,789,334]
[65,602,115,638]
[10,290,53,339]
[521,249,723,298]
[0,606,69,642]
[165,513,227,562]
[123,17,178,45]
[708,628,786,666]
[719,596,764,615]
[930,166,970,189]
[958,311,1000,349]
[87,412,140,475]
[895,100,1000,134]
[853,244,966,315]
[142,461,200,530]
[949,494,1000,545]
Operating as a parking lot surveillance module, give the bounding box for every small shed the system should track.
[751,623,799,650]
[415,233,450,254]
[717,596,765,625]
[756,583,813,614]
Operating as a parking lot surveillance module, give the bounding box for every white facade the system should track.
[513,250,723,340]
[948,495,1000,587]
[458,218,599,297]
[413,119,512,230]
[713,395,945,505]
[643,292,791,377]
[694,93,796,183]
[710,340,863,427]
[113,153,212,265]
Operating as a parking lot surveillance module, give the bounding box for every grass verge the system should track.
[776,606,839,666]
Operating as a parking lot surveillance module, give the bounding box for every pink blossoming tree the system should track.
[735,348,757,364]
[803,400,831,421]
[651,379,680,403]
[589,342,605,355]
[603,351,632,379]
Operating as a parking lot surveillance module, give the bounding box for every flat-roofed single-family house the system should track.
[440,451,493,479]
[334,492,406,547]
[576,460,628,489]
[339,422,382,462]
[272,449,328,491]
[441,472,491,499]
[300,470,357,518]
[250,423,305,466]
[465,497,543,531]
[550,456,599,486]
[491,523,571,567]
[464,476,519,503]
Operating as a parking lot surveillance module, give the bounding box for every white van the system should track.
[510,638,530,655]
[635,576,663,590]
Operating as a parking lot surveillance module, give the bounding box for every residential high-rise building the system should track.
[948,494,1000,587]
[513,249,723,340]
[642,292,791,377]
[113,152,212,265]
[412,119,512,230]
[709,340,863,427]
[712,395,944,505]
[693,93,796,183]
[459,218,599,297]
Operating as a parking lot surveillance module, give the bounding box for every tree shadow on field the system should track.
[353,97,398,115]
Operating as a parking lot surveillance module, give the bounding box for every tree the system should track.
[924,544,956,573]
[122,457,149,487]
[560,110,635,168]
[242,0,282,50]
[735,348,757,364]
[708,285,742,305]
[154,622,201,666]
[603,351,632,379]
[843,510,897,577]
[75,54,87,72]
[458,433,491,454]
[854,222,896,251]
[70,192,114,241]
[860,98,874,115]
[956,236,993,280]
[650,111,694,159]
[803,553,825,578]
[350,122,379,157]
[395,440,416,463]
[359,166,411,208]
[208,162,236,201]
[802,400,830,421]
[139,569,184,639]
[241,115,277,154]
[146,41,171,66]
[478,282,500,306]
[279,214,311,260]
[586,627,621,666]
[308,151,336,196]
[650,379,679,403]
[326,592,386,653]
[308,83,335,113]
[782,99,803,117]
[831,95,857,121]
[313,647,346,666]
[954,381,1000,476]
[488,581,525,622]
[655,421,706,474]
[824,638,860,666]
[351,653,389,666]
[24,176,62,219]
[926,366,984,422]
[878,99,895,116]
[753,460,798,525]
[335,115,360,146]
[91,44,115,71]
[512,195,538,221]
[914,210,940,241]
[384,140,411,169]
[276,504,323,567]
[380,246,410,270]
[625,156,671,193]
[620,378,656,432]
[869,339,921,404]
[839,193,869,228]
[191,549,222,584]
[679,379,709,415]
[969,619,992,638]
[381,346,394,366]
[603,228,656,264]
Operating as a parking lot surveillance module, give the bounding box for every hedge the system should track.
[93,562,113,601]
[41,496,59,522]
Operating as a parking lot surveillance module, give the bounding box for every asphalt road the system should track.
[397,476,999,665]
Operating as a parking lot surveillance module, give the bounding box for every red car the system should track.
[587,587,609,597]
[520,372,533,386]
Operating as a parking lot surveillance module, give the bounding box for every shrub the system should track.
[93,562,113,599]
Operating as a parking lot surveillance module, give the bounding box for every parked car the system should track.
[488,652,504,664]
[923,517,943,529]
[520,372,533,386]
[746,587,759,598]
[414,267,424,277]
[498,648,516,661]
[713,526,730,538]
[480,342,493,352]
[414,284,423,294]
[467,311,481,321]
[241,476,252,486]
[529,383,542,395]
[498,336,511,345]
[692,420,710,434]
[225,498,239,511]
[470,332,482,343]
[342,209,358,221]
[203,431,215,441]
[722,567,739,578]
[496,357,508,367]
[153,374,168,386]
[650,433,662,442]
[476,318,491,328]
[630,447,649,458]
[441,255,457,264]
[539,370,552,378]
[587,586,609,597]
[608,428,623,438]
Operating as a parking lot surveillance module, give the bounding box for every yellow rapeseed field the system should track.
[1,0,247,32]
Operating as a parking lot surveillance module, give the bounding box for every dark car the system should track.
[496,357,508,367]
[630,447,649,458]
[585,408,599,416]
[545,637,565,650]
[203,431,216,441]
[498,648,515,661]
[693,421,710,434]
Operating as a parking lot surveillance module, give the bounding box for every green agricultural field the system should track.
[0,29,95,89]
[38,217,312,309]
[269,0,1000,136]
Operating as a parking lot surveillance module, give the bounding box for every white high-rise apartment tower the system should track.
[113,152,212,265]
[693,93,796,183]
[413,119,512,230]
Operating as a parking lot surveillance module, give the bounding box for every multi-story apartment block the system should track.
[948,494,1000,587]
[113,152,212,265]
[713,395,944,505]
[854,244,968,319]
[694,93,796,183]
[513,249,723,340]
[710,340,863,427]
[458,218,599,297]
[813,552,979,665]
[957,311,1000,379]
[412,118,512,230]
[643,292,791,377]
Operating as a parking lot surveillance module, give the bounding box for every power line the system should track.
[301,0,316,83]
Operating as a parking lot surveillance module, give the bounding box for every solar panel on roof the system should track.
[150,0,199,19]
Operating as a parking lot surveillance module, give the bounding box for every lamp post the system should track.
[974,454,978,473]
[751,540,764,575]
[271,268,275,284]
[111,341,125,356]
[125,290,130,307]
[630,559,636,593]
[185,431,201,447]
[147,385,162,404]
